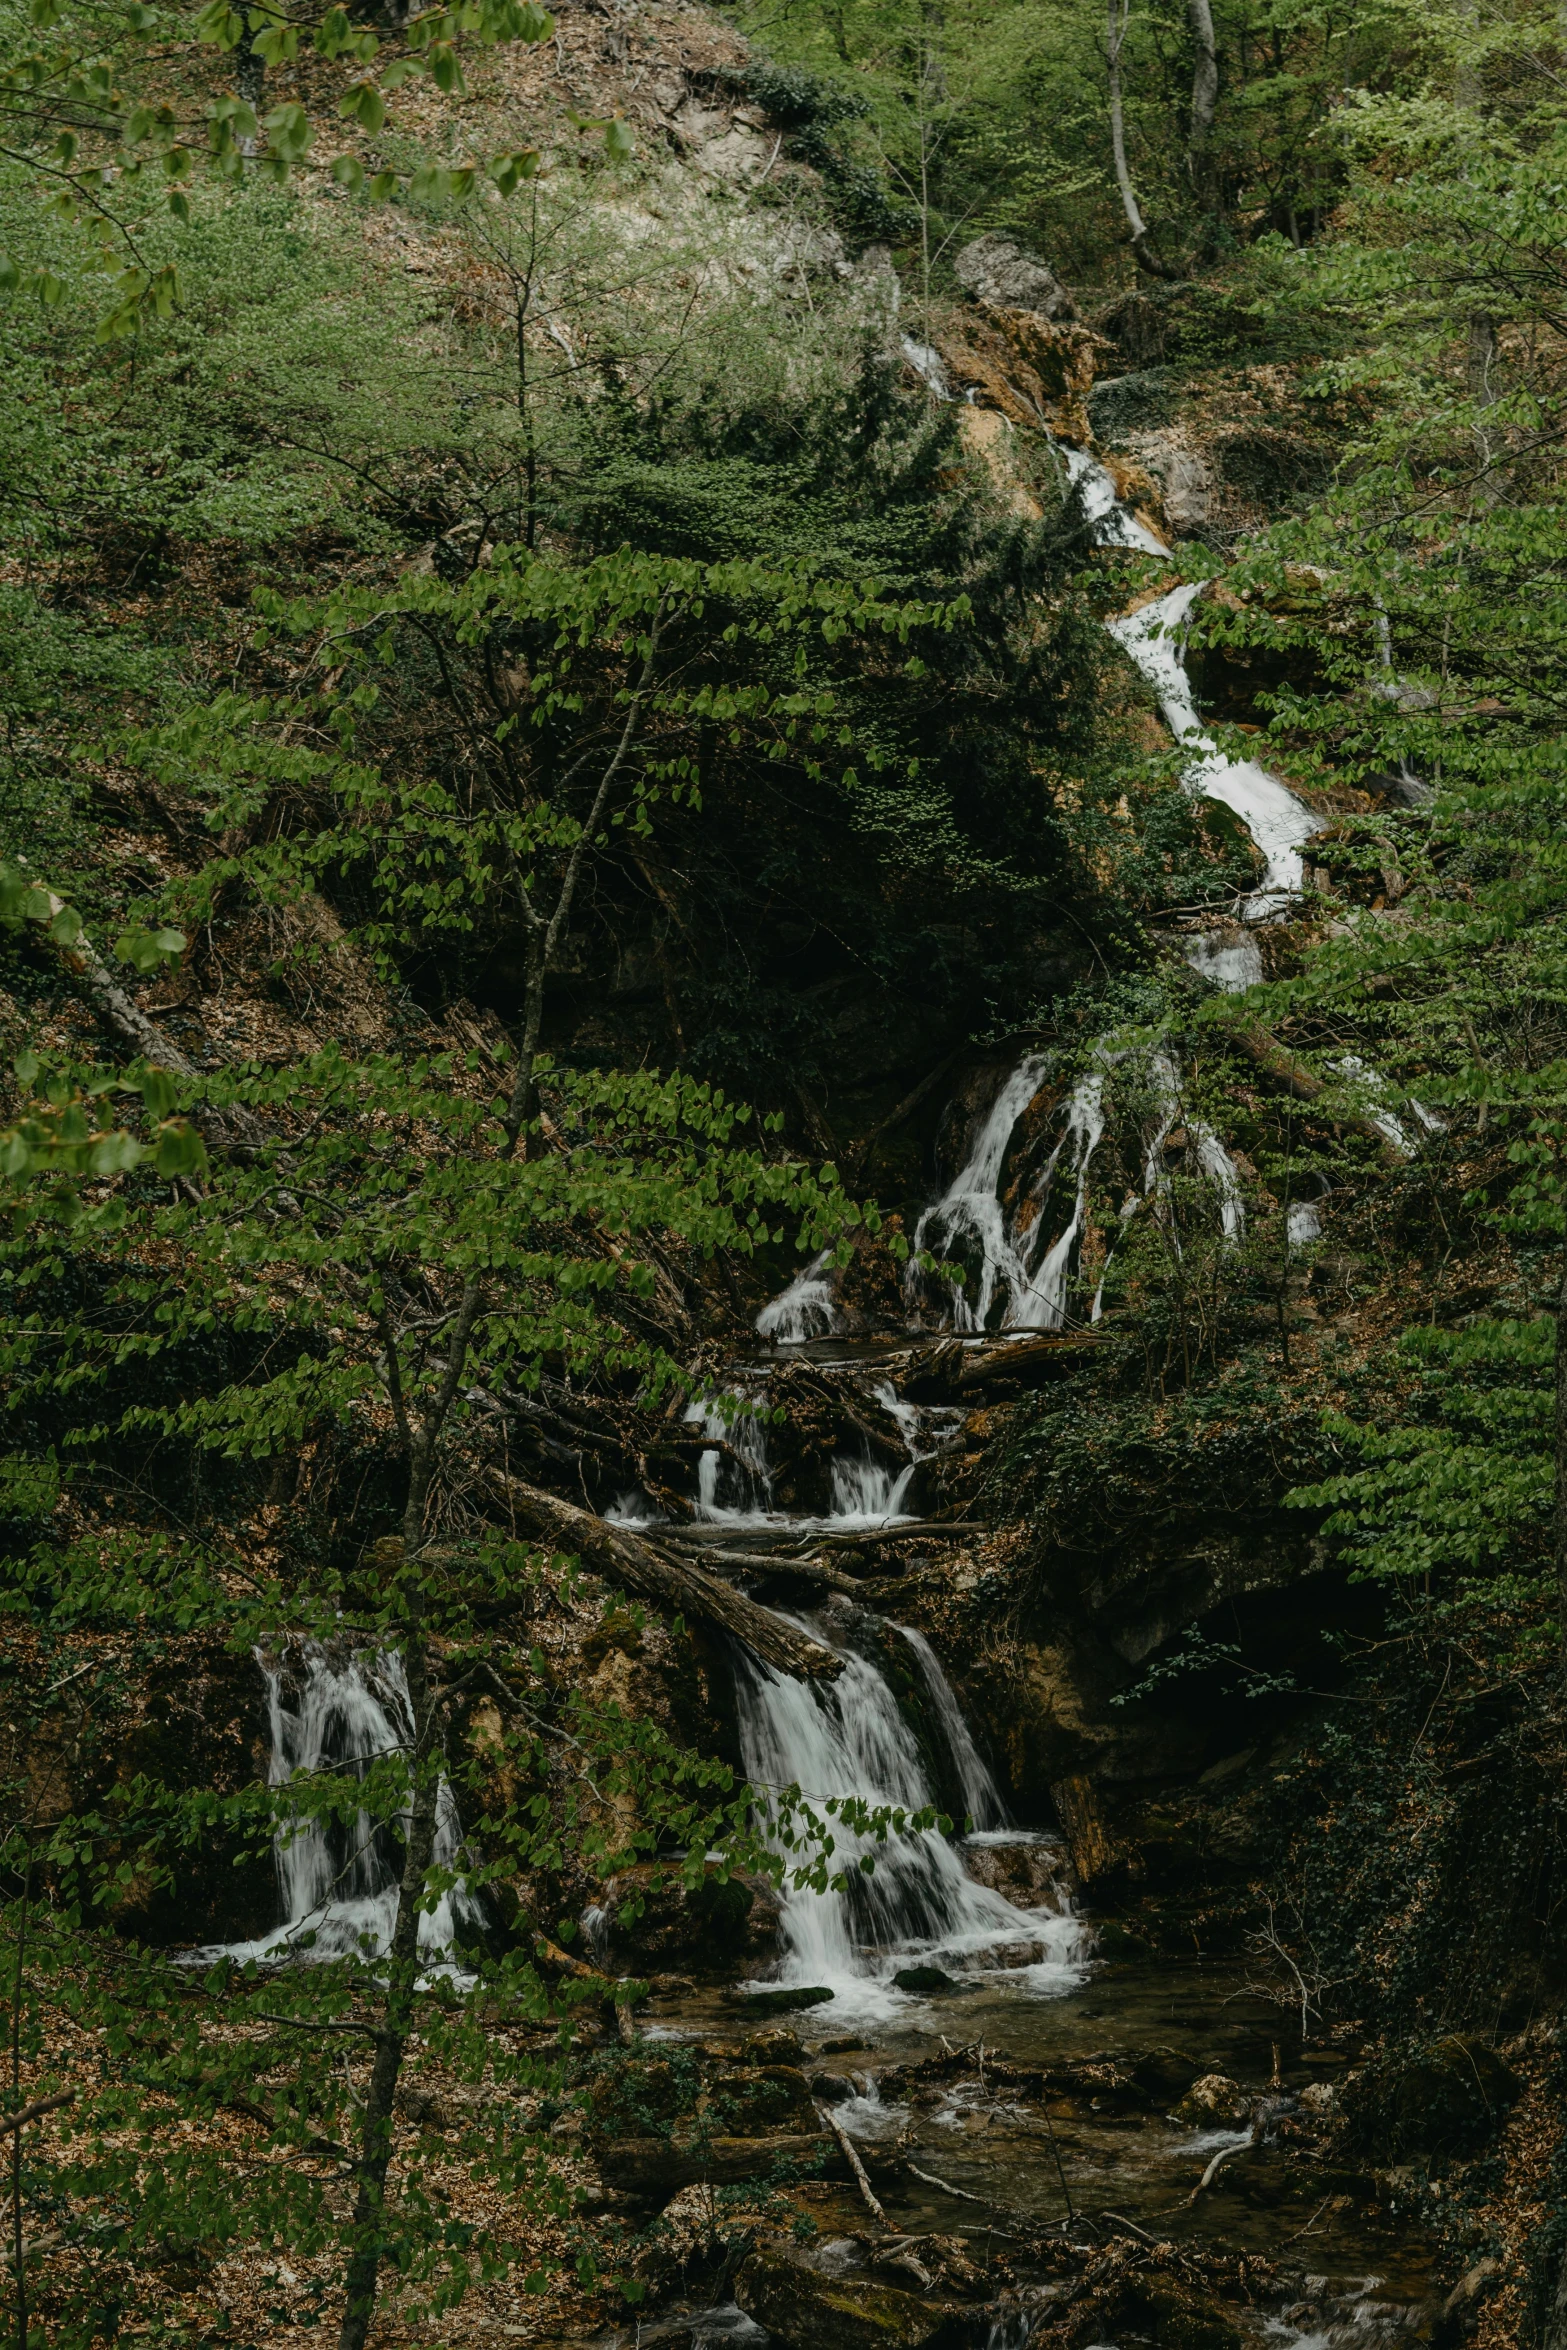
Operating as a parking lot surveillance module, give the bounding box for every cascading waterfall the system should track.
[905,1059,1108,1334]
[1107,579,1324,914]
[754,1247,839,1343]
[733,1613,1085,2018]
[195,1644,481,1969]
[897,1624,1008,1831]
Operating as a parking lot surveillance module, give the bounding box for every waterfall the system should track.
[909,1060,1108,1334]
[898,1625,1008,1831]
[1106,578,1323,914]
[734,1611,1086,2019]
[687,1391,776,1520]
[829,1452,916,1524]
[755,1248,839,1344]
[193,1645,481,1970]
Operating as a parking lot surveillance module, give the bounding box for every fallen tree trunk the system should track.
[481,1470,843,1680]
[1228,1021,1405,1164]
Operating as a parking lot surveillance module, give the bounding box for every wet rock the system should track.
[738,2239,960,2349]
[955,232,1077,321]
[934,309,1103,447]
[1173,2073,1250,2127]
[734,1983,836,2017]
[808,2069,855,2103]
[961,1832,1072,1908]
[741,2026,805,2065]
[1129,2047,1205,2105]
[1296,2079,1338,2118]
[891,1964,966,1996]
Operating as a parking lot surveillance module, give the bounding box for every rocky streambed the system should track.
[555,1930,1437,2350]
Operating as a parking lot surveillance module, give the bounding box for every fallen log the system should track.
[957,1334,1108,1388]
[481,1471,843,1681]
[1228,1021,1404,1164]
[698,1548,867,1597]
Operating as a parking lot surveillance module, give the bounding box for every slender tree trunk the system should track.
[1106,0,1178,279]
[10,1863,27,2350]
[1186,0,1219,197]
[335,1744,440,2350]
[1556,1251,1567,1698]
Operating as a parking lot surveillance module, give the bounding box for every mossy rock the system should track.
[1088,368,1175,439]
[892,1964,967,1996]
[1376,2035,1521,2158]
[702,2064,818,2138]
[739,2243,960,2349]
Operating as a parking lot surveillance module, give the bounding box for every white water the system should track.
[194,1645,481,1970]
[688,1384,923,1528]
[1108,579,1323,914]
[734,1615,1086,2020]
[908,1061,1109,1332]
[755,1247,839,1343]
[898,1624,1008,1830]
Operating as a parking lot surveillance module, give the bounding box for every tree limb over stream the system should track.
[480,1470,844,1680]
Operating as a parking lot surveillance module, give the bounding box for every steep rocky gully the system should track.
[14,52,1522,2345]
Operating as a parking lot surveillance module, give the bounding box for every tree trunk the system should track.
[1106,0,1179,279]
[1186,0,1219,197]
[1556,1252,1567,1700]
[336,1669,440,2350]
[481,1472,844,1680]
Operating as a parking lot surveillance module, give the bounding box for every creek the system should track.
[213,453,1436,2345]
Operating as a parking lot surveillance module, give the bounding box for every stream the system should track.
[216,450,1438,2346]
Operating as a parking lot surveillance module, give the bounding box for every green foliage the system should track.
[1288,1320,1552,1596]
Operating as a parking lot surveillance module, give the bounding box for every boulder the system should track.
[1378,2036,1521,2158]
[739,2240,961,2350]
[1130,2047,1205,2105]
[955,233,1077,322]
[961,1832,1072,1909]
[892,1964,966,1996]
[1172,2073,1250,2128]
[734,1983,836,2017]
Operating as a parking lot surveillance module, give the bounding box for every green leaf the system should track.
[488,148,540,195]
[194,0,246,48]
[138,1069,179,1121]
[154,1122,208,1180]
[13,1049,38,1089]
[603,117,634,162]
[330,154,366,194]
[339,82,385,134]
[262,100,312,161]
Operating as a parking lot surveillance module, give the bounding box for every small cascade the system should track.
[1107,579,1323,914]
[755,1247,839,1343]
[687,1391,776,1520]
[196,1645,480,1969]
[908,1060,1108,1333]
[829,1451,915,1524]
[734,1612,1085,2018]
[897,1624,1008,1831]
